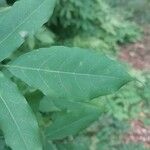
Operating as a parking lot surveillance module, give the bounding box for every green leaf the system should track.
[0,135,10,150]
[39,96,61,113]
[0,0,7,7]
[0,135,7,150]
[43,140,57,150]
[0,0,56,61]
[0,72,42,150]
[45,99,101,140]
[8,46,132,101]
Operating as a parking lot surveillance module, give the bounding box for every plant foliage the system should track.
[0,0,145,150]
[49,0,141,52]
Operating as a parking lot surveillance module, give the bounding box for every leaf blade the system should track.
[0,0,56,61]
[0,72,42,150]
[8,46,132,101]
[44,99,101,140]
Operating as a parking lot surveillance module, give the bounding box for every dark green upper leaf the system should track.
[0,72,42,150]
[8,46,132,101]
[0,0,56,61]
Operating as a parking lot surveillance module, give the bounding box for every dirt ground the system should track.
[119,25,150,71]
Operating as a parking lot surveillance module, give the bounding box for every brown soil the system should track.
[119,26,150,71]
[124,120,150,148]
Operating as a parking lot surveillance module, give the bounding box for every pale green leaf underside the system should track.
[0,0,56,61]
[8,46,132,101]
[0,72,42,150]
[44,99,101,140]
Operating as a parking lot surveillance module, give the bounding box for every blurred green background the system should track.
[1,0,150,149]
